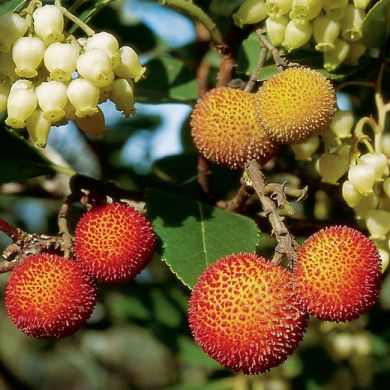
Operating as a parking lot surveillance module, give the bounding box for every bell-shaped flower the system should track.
[353,193,378,220]
[365,209,390,240]
[265,0,293,18]
[342,180,362,208]
[324,38,350,71]
[329,110,354,138]
[67,78,99,118]
[291,135,320,161]
[36,81,68,123]
[85,32,120,68]
[75,107,107,139]
[282,19,312,52]
[0,12,28,53]
[360,152,388,181]
[44,42,80,82]
[318,152,349,184]
[0,52,17,84]
[348,163,376,195]
[313,15,341,52]
[266,16,289,46]
[109,78,135,117]
[233,0,268,28]
[114,46,146,82]
[341,4,365,42]
[12,37,45,78]
[26,109,52,148]
[289,0,323,24]
[33,5,64,45]
[344,40,366,65]
[5,88,37,129]
[77,48,114,88]
[10,79,34,92]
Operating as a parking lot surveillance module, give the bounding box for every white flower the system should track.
[36,81,68,123]
[342,180,361,208]
[5,88,37,129]
[77,48,114,87]
[323,38,350,71]
[67,78,99,118]
[290,135,320,161]
[266,16,289,46]
[75,107,107,138]
[0,12,28,53]
[44,42,80,82]
[233,0,268,28]
[313,15,341,52]
[348,164,376,195]
[10,79,34,92]
[115,46,146,82]
[289,0,323,24]
[329,110,354,138]
[318,153,349,184]
[341,4,365,42]
[109,78,135,117]
[282,19,313,52]
[265,0,293,18]
[365,210,390,240]
[12,37,45,78]
[86,32,120,68]
[26,109,52,148]
[360,153,388,181]
[33,5,64,45]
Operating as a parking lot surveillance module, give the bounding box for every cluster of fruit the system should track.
[233,0,369,71]
[0,3,144,146]
[4,202,156,339]
[191,67,336,169]
[188,226,382,374]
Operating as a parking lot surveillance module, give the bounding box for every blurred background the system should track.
[1,0,389,389]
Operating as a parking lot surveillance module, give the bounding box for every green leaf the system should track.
[146,188,259,289]
[362,0,390,48]
[0,0,27,14]
[0,128,55,183]
[236,31,261,76]
[137,56,198,103]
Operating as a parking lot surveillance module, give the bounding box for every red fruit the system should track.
[5,253,96,339]
[188,253,308,375]
[293,226,382,321]
[74,202,157,284]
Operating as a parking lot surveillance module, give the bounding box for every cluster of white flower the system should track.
[290,110,390,272]
[0,3,145,146]
[233,0,370,71]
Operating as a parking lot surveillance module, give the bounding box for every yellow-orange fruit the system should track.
[190,87,280,170]
[293,226,382,321]
[5,253,96,339]
[74,202,157,284]
[255,67,336,144]
[188,253,308,374]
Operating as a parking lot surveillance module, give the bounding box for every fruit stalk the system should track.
[245,160,299,264]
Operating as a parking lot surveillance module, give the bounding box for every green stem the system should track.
[159,0,225,48]
[61,6,95,36]
[50,163,77,177]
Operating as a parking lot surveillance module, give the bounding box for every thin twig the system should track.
[245,160,299,266]
[244,46,268,92]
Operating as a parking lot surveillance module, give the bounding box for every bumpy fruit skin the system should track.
[190,87,280,170]
[293,226,382,321]
[255,67,336,144]
[188,253,308,374]
[5,253,96,339]
[74,202,157,284]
